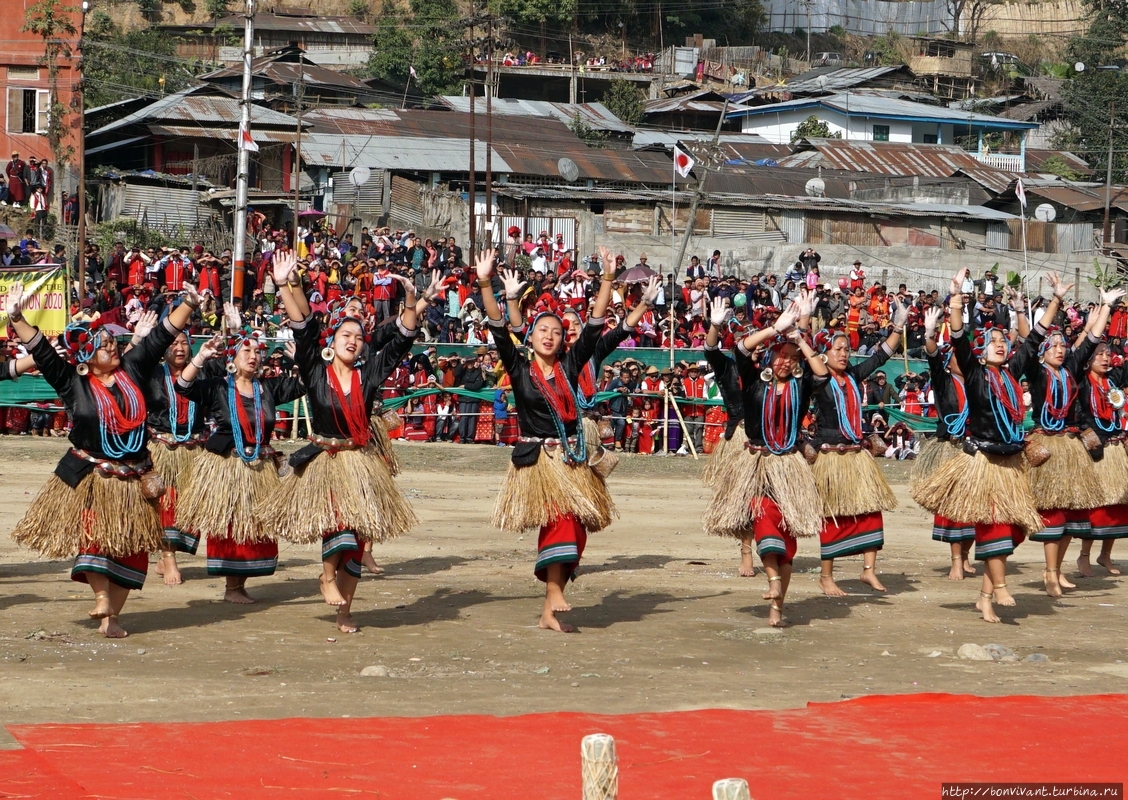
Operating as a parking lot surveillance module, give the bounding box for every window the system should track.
[6,88,50,134]
[922,134,939,144]
[872,124,890,142]
[7,66,40,80]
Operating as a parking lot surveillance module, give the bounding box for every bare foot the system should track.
[159,554,183,586]
[819,575,848,597]
[538,607,575,632]
[99,616,128,638]
[319,575,347,606]
[739,546,756,578]
[860,567,887,592]
[947,560,965,581]
[361,550,385,576]
[545,584,572,613]
[89,593,112,620]
[976,593,1000,623]
[768,603,788,628]
[1043,570,1062,598]
[1077,553,1094,578]
[762,577,782,600]
[336,610,358,633]
[962,558,977,576]
[993,584,1016,607]
[1058,572,1077,589]
[224,587,256,604]
[1097,556,1122,576]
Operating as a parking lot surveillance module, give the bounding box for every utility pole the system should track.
[468,15,476,256]
[292,62,304,238]
[1104,102,1116,247]
[75,0,89,302]
[231,0,256,307]
[485,9,493,246]
[669,98,729,280]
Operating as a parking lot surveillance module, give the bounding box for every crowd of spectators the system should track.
[3,228,1124,457]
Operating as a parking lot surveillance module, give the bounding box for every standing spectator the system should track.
[456,352,485,443]
[686,255,706,280]
[606,366,635,449]
[4,151,28,207]
[681,360,707,453]
[706,249,722,279]
[30,186,48,233]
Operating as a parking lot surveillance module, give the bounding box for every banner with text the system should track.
[0,267,68,339]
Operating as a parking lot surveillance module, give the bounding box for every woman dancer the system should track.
[914,305,977,581]
[480,248,623,632]
[1022,289,1120,596]
[913,268,1061,623]
[1077,334,1128,577]
[7,284,200,637]
[703,296,824,628]
[144,307,223,586]
[262,250,432,632]
[174,325,304,603]
[808,303,907,595]
[700,298,753,575]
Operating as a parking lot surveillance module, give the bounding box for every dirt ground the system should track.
[1,438,1127,729]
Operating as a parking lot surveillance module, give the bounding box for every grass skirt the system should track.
[702,447,822,539]
[911,450,1043,534]
[811,448,896,518]
[370,413,400,476]
[176,450,279,544]
[1026,432,1104,511]
[910,437,962,483]
[1092,440,1128,506]
[491,446,616,534]
[258,446,418,545]
[11,472,162,559]
[148,439,201,487]
[701,425,749,487]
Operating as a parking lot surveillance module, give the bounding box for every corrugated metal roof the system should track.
[89,86,299,138]
[1023,149,1093,176]
[299,133,512,172]
[148,125,298,143]
[732,66,908,102]
[302,108,677,184]
[201,47,370,91]
[631,131,772,148]
[166,12,378,36]
[1007,183,1128,214]
[779,139,988,175]
[728,92,1039,130]
[436,98,634,134]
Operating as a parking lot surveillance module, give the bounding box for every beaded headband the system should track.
[972,323,1011,359]
[225,327,267,362]
[61,319,107,365]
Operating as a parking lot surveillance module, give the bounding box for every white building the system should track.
[726,93,1038,171]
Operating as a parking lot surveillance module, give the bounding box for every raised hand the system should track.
[1046,271,1073,299]
[422,270,444,303]
[1002,285,1025,312]
[221,302,241,332]
[195,333,226,362]
[283,341,296,360]
[272,249,298,286]
[500,268,527,300]
[389,273,417,301]
[949,268,968,299]
[640,275,661,306]
[1101,287,1127,306]
[773,301,801,333]
[891,300,910,330]
[180,282,203,309]
[597,246,615,274]
[4,283,27,321]
[708,295,730,328]
[923,305,944,339]
[475,248,497,282]
[132,310,158,340]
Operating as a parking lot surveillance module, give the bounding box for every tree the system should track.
[363,0,462,98]
[84,16,204,108]
[501,0,577,56]
[944,0,993,43]
[603,79,646,126]
[569,112,608,145]
[22,0,78,200]
[791,115,841,142]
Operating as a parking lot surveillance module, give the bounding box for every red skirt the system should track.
[819,511,884,559]
[703,407,726,454]
[534,514,587,582]
[1089,504,1128,539]
[932,515,975,543]
[973,523,1024,560]
[474,402,495,442]
[1029,509,1067,543]
[206,536,278,576]
[71,548,148,590]
[752,498,797,564]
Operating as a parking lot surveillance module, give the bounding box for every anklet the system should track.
[993,582,1008,590]
[768,576,781,583]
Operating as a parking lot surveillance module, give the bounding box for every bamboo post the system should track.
[667,393,699,460]
[581,734,618,800]
[712,778,752,800]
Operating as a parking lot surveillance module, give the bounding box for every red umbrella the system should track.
[618,264,659,283]
[298,209,326,218]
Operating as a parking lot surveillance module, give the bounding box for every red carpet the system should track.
[3,694,1127,799]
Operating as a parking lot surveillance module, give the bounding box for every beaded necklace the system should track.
[985,365,1025,444]
[89,371,146,458]
[227,374,265,463]
[828,371,863,443]
[575,359,598,411]
[761,378,800,454]
[529,359,587,464]
[1038,365,1075,432]
[327,364,371,446]
[944,374,969,438]
[1089,373,1119,433]
[164,365,196,443]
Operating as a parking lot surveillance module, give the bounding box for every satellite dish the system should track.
[557,157,580,183]
[349,166,371,187]
[805,177,826,197]
[1075,61,1086,72]
[1034,203,1057,222]
[815,75,829,91]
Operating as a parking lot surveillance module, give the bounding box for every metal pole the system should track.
[292,62,304,240]
[1104,102,1116,247]
[485,13,493,243]
[669,98,729,282]
[467,18,476,256]
[231,0,255,307]
[75,0,88,306]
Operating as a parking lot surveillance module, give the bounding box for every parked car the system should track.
[813,52,845,67]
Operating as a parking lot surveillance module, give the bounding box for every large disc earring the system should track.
[819,354,828,364]
[791,363,803,378]
[75,363,89,376]
[321,347,334,362]
[226,361,237,374]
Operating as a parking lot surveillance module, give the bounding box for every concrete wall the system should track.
[740,110,951,145]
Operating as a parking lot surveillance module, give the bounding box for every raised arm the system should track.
[272,249,311,323]
[498,267,527,330]
[178,333,225,386]
[739,301,800,353]
[590,246,617,321]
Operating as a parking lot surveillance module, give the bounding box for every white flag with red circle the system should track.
[673,146,695,178]
[238,123,259,153]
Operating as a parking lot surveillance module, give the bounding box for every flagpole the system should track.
[231,0,256,307]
